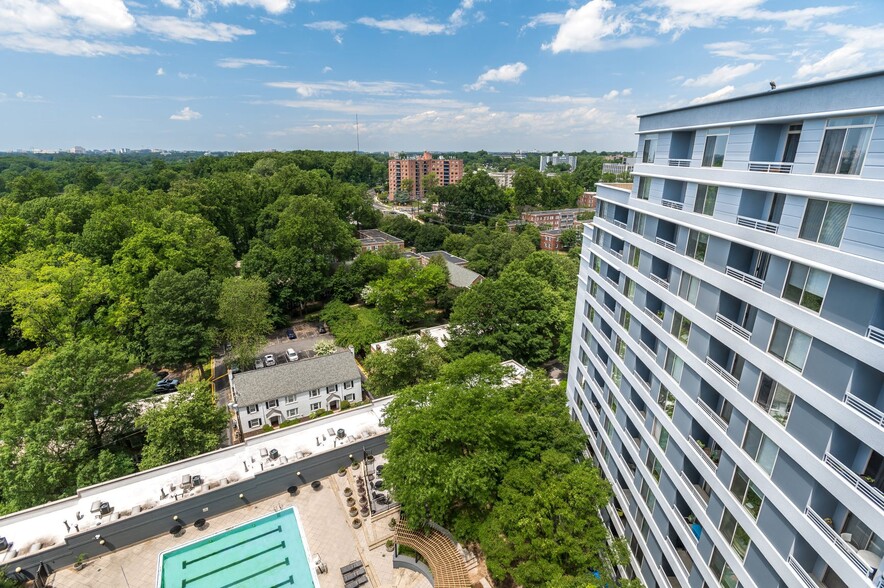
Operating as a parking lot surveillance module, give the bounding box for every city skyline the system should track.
[2,0,884,152]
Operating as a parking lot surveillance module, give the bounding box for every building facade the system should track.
[566,71,884,588]
[486,170,515,188]
[579,191,598,209]
[357,229,405,252]
[232,352,363,437]
[540,152,577,172]
[388,151,464,200]
[540,228,565,251]
[521,208,584,229]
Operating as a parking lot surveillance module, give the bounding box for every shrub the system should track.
[262,424,273,432]
[341,400,352,410]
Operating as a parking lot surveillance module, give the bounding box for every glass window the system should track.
[815,116,874,175]
[624,278,635,301]
[710,547,739,588]
[720,510,751,561]
[730,466,765,519]
[344,380,354,389]
[768,320,812,371]
[671,312,692,345]
[678,272,700,305]
[642,137,657,164]
[266,399,278,409]
[742,423,778,475]
[632,212,646,235]
[652,416,669,450]
[630,246,641,268]
[246,404,259,414]
[619,308,631,330]
[285,394,296,404]
[593,254,601,273]
[640,478,656,511]
[783,261,829,312]
[611,364,622,387]
[657,387,675,419]
[616,338,627,359]
[799,199,850,246]
[637,176,651,200]
[590,281,598,296]
[694,185,718,215]
[286,408,299,418]
[755,374,795,426]
[310,402,322,411]
[664,348,684,382]
[702,132,729,168]
[309,389,321,398]
[248,418,262,428]
[686,230,709,262]
[646,453,662,482]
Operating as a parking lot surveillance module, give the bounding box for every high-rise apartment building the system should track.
[566,71,884,588]
[540,152,577,172]
[387,151,463,200]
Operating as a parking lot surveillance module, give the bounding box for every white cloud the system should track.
[0,33,149,56]
[304,20,346,32]
[57,0,136,31]
[465,62,527,91]
[217,57,280,68]
[795,24,884,80]
[356,16,446,35]
[91,114,103,119]
[216,0,292,14]
[603,88,631,100]
[683,63,760,87]
[542,0,654,53]
[178,72,196,79]
[139,16,255,42]
[322,66,332,74]
[170,106,202,120]
[522,12,566,30]
[156,67,166,76]
[15,91,24,98]
[690,85,735,104]
[648,0,848,36]
[528,95,598,105]
[266,80,446,97]
[160,0,182,8]
[705,41,773,61]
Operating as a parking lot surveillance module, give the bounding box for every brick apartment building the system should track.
[540,228,565,251]
[388,151,464,200]
[578,191,597,209]
[521,208,584,229]
[357,229,404,253]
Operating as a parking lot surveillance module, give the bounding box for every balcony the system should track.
[644,306,664,325]
[705,357,740,388]
[823,452,884,510]
[633,369,652,391]
[843,392,884,427]
[651,273,670,289]
[747,161,793,173]
[612,219,627,229]
[668,159,691,167]
[725,266,765,289]
[788,555,820,588]
[655,236,677,251]
[661,199,684,210]
[867,325,884,345]
[689,435,721,470]
[736,215,779,234]
[666,536,693,574]
[639,339,657,359]
[805,506,873,577]
[715,313,752,341]
[697,398,728,431]
[680,471,710,505]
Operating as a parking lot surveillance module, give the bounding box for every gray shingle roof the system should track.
[446,261,483,288]
[232,351,361,406]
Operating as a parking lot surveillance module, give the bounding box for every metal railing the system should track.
[655,236,677,251]
[662,199,684,210]
[651,274,670,289]
[689,435,719,471]
[639,339,657,358]
[788,555,818,588]
[632,370,651,390]
[715,313,752,341]
[680,471,710,504]
[867,325,884,345]
[823,452,884,510]
[606,276,620,288]
[665,536,692,574]
[697,398,728,431]
[805,506,872,577]
[630,398,647,418]
[736,215,779,234]
[611,250,623,259]
[748,161,793,173]
[725,266,765,289]
[612,219,628,229]
[843,392,884,426]
[668,159,692,167]
[705,357,740,388]
[645,307,664,324]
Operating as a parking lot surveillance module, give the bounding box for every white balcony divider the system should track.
[665,536,692,575]
[823,452,884,510]
[680,471,710,505]
[651,274,670,289]
[804,506,873,577]
[788,555,820,588]
[725,266,765,289]
[629,398,647,418]
[655,236,677,251]
[639,339,657,359]
[867,325,884,345]
[736,215,779,234]
[668,159,691,167]
[632,369,651,390]
[645,307,664,324]
[748,161,793,173]
[697,398,728,431]
[705,357,740,388]
[843,392,884,426]
[715,313,752,341]
[688,435,719,471]
[662,199,684,210]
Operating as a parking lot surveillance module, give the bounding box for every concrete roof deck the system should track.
[0,398,392,563]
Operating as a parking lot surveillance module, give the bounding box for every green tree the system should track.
[218,277,273,369]
[143,269,218,376]
[413,223,451,252]
[560,227,580,250]
[364,258,447,328]
[320,300,395,354]
[137,381,229,469]
[363,334,446,397]
[314,340,337,356]
[439,171,508,227]
[76,450,136,488]
[330,251,390,302]
[512,167,544,208]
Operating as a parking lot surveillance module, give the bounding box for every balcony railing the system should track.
[645,307,664,324]
[606,275,620,288]
[680,471,710,505]
[843,392,884,426]
[736,215,779,234]
[662,199,684,210]
[629,398,647,419]
[725,266,765,289]
[651,274,670,289]
[805,506,873,577]
[639,340,657,359]
[823,452,884,510]
[668,158,692,167]
[748,161,793,173]
[632,370,651,390]
[611,249,624,260]
[705,357,740,388]
[715,313,752,341]
[666,536,693,574]
[689,435,719,471]
[655,236,677,251]
[612,219,628,229]
[788,555,819,588]
[867,325,884,345]
[697,398,728,431]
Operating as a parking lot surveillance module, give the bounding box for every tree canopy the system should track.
[362,334,446,397]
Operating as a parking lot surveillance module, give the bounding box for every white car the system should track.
[263,354,276,367]
[285,348,299,362]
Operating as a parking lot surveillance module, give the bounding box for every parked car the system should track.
[254,358,264,369]
[286,328,297,340]
[224,341,232,352]
[229,363,241,374]
[285,348,299,362]
[155,378,179,393]
[264,353,276,367]
[318,324,327,334]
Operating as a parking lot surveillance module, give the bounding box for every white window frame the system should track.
[248,418,262,428]
[813,115,875,176]
[344,393,355,401]
[285,394,296,404]
[286,408,299,418]
[266,399,278,409]
[310,402,322,411]
[309,389,321,398]
[767,320,812,372]
[246,404,259,414]
[344,380,354,390]
[782,261,829,313]
[678,272,700,306]
[741,422,778,476]
[798,199,851,247]
[701,129,729,168]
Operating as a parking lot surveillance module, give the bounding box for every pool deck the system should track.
[51,470,430,588]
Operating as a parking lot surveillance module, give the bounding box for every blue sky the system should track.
[1,0,883,152]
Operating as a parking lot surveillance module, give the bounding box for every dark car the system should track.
[286,328,297,340]
[318,324,327,334]
[155,378,179,393]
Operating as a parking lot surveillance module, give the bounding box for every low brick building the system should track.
[357,229,404,253]
[521,208,583,230]
[578,191,596,209]
[540,228,565,251]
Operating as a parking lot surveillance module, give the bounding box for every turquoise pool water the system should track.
[159,508,315,588]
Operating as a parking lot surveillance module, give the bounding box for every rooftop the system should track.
[523,208,583,215]
[232,351,362,407]
[446,261,483,289]
[540,228,564,236]
[371,324,450,353]
[357,229,403,246]
[417,251,468,265]
[597,182,634,192]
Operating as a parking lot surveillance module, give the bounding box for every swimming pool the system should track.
[158,507,317,588]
